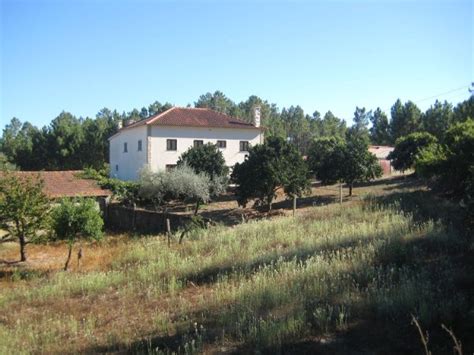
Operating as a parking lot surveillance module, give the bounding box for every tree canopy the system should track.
[231,137,310,210]
[388,132,438,172]
[177,143,229,179]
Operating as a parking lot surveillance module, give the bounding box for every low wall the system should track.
[105,204,191,233]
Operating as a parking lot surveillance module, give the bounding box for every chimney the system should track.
[125,119,136,127]
[117,120,123,129]
[254,106,261,128]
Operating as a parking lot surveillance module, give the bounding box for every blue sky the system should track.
[1,0,472,128]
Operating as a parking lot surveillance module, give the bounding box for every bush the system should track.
[50,198,104,270]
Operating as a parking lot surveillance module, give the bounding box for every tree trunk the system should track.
[194,200,201,216]
[19,234,27,262]
[64,243,73,271]
[349,183,353,196]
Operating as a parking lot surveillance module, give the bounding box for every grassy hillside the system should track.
[0,179,472,354]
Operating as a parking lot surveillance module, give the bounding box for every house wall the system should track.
[109,126,148,180]
[149,126,263,173]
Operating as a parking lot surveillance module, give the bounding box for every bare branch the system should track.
[411,314,431,355]
[441,324,463,355]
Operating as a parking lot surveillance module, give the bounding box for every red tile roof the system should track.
[368,145,394,160]
[1,171,111,198]
[118,107,261,133]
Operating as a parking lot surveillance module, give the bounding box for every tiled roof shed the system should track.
[1,171,111,199]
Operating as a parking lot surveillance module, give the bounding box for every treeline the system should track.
[1,91,473,171]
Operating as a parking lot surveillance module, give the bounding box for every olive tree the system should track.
[50,198,103,271]
[139,164,214,215]
[0,172,49,262]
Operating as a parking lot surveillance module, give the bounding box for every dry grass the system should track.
[0,176,471,354]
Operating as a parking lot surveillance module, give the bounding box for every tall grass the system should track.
[0,197,470,353]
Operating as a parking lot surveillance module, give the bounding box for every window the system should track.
[217,140,226,149]
[193,140,204,148]
[115,164,119,172]
[166,164,177,172]
[123,142,128,153]
[167,139,177,151]
[239,141,249,152]
[138,140,142,151]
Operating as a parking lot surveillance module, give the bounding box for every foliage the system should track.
[177,142,229,178]
[50,198,104,270]
[308,134,382,195]
[307,136,345,184]
[415,119,474,196]
[0,171,50,261]
[2,93,473,171]
[421,100,454,141]
[388,132,438,172]
[370,107,391,145]
[390,99,422,142]
[80,166,140,206]
[342,134,383,195]
[231,137,310,210]
[0,153,17,171]
[139,164,212,214]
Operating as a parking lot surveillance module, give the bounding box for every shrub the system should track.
[50,198,104,270]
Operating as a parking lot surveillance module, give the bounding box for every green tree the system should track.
[177,143,229,178]
[421,100,454,140]
[416,119,474,195]
[195,91,237,115]
[320,111,347,138]
[342,135,382,196]
[351,106,371,139]
[370,108,391,145]
[139,164,214,215]
[231,137,310,210]
[390,99,422,141]
[307,136,345,184]
[388,132,438,172]
[307,135,382,196]
[453,96,474,123]
[0,172,50,261]
[281,106,311,154]
[50,198,104,271]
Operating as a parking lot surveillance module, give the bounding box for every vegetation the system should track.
[308,134,382,195]
[231,137,310,210]
[388,132,438,173]
[139,164,224,214]
[177,142,229,179]
[0,172,49,262]
[2,93,473,170]
[0,178,472,353]
[50,198,104,271]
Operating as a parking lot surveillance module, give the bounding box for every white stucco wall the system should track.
[149,126,263,172]
[109,126,148,180]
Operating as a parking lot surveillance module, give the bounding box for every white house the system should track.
[109,107,264,180]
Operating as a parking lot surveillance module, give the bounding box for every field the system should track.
[0,177,473,354]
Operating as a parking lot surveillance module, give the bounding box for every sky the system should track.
[1,0,472,128]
